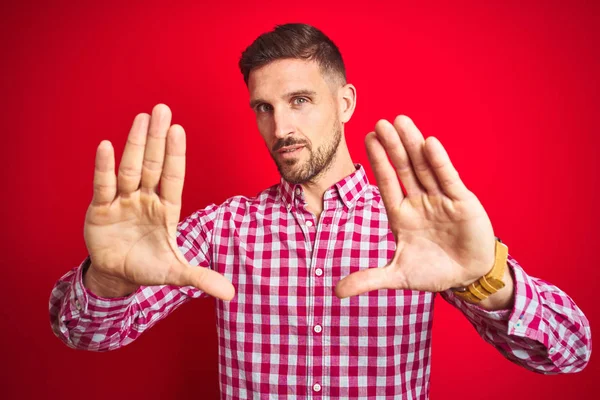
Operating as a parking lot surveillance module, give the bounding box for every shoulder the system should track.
[182,184,280,225]
[218,184,280,215]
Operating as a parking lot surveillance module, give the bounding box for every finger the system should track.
[91,140,117,206]
[118,113,150,194]
[170,264,236,301]
[393,115,441,194]
[141,104,172,192]
[365,132,404,212]
[334,266,392,299]
[373,120,424,197]
[424,136,470,200]
[160,124,186,206]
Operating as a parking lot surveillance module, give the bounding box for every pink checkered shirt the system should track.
[50,164,591,399]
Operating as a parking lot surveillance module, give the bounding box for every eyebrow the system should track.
[249,90,318,109]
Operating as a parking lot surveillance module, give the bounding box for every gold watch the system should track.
[452,239,508,304]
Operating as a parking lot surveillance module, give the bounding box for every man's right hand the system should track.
[82,104,235,301]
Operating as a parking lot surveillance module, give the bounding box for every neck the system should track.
[301,138,355,221]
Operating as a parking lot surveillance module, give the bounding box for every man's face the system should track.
[248,59,343,184]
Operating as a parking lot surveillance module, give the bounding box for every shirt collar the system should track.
[279,163,369,210]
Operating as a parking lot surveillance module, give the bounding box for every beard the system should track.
[271,121,343,185]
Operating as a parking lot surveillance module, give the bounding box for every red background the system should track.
[1,0,598,399]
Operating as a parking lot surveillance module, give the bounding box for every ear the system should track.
[337,83,357,124]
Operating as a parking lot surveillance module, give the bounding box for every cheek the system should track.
[301,104,335,143]
[256,115,273,141]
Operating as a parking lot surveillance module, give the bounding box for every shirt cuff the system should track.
[444,257,515,323]
[504,256,564,362]
[70,256,138,320]
[448,255,562,358]
[448,256,539,327]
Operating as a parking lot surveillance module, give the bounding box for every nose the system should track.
[273,107,294,139]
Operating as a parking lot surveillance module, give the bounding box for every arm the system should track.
[49,104,234,350]
[440,254,592,374]
[334,115,592,374]
[49,257,190,351]
[49,206,219,351]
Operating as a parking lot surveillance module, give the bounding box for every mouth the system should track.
[276,145,305,158]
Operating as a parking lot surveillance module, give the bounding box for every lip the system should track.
[276,145,305,159]
[277,144,305,154]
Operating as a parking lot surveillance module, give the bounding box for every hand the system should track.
[335,116,496,298]
[83,104,235,300]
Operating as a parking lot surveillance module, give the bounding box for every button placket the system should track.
[307,207,331,399]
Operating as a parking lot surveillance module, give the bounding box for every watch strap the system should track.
[452,240,508,304]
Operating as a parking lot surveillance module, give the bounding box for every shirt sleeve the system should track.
[439,254,592,374]
[48,204,221,352]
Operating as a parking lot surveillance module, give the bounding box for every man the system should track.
[50,23,591,399]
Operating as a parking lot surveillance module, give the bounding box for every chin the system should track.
[278,163,310,184]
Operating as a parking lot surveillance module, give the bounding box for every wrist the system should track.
[83,263,139,298]
[452,239,510,306]
[478,262,515,310]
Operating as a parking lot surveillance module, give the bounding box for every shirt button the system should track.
[286,204,291,211]
[313,383,321,392]
[315,268,323,276]
[549,348,556,355]
[295,188,301,196]
[74,300,82,311]
[314,324,322,333]
[306,220,313,227]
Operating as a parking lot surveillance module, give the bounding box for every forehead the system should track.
[248,59,329,99]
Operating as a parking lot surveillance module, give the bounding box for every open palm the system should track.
[83,104,234,300]
[335,116,496,298]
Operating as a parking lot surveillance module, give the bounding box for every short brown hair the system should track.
[239,23,347,86]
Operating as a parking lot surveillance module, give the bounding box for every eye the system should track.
[256,103,273,113]
[292,97,308,105]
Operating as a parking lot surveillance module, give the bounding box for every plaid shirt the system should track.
[50,164,591,399]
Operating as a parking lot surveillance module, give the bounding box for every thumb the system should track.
[334,265,396,299]
[169,262,236,301]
